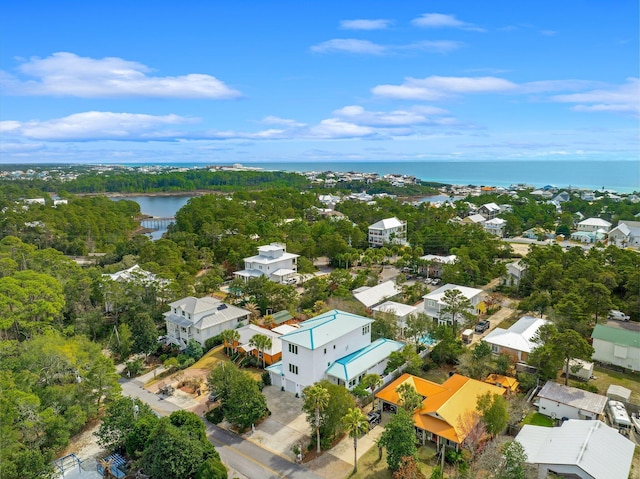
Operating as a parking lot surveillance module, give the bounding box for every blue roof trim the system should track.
[280,309,372,350]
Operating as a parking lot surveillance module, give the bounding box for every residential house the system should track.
[484,374,519,395]
[499,204,513,214]
[483,217,507,237]
[266,309,403,395]
[102,264,170,312]
[422,284,484,326]
[317,194,341,209]
[232,324,298,366]
[576,217,612,233]
[581,191,596,201]
[164,296,250,348]
[570,230,606,244]
[418,254,457,278]
[478,202,500,219]
[483,316,550,363]
[234,243,299,284]
[462,213,486,225]
[591,322,640,372]
[368,217,408,247]
[608,220,640,248]
[372,301,418,336]
[503,260,527,287]
[535,381,607,421]
[376,373,505,450]
[516,419,634,479]
[551,191,571,203]
[353,280,401,309]
[521,227,554,240]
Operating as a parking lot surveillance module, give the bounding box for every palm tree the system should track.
[221,329,240,356]
[249,333,272,369]
[244,302,260,323]
[342,408,369,473]
[303,384,330,453]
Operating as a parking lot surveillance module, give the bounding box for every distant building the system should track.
[368,217,407,247]
[353,280,401,309]
[372,300,418,336]
[576,217,612,233]
[234,243,299,284]
[608,220,640,248]
[462,213,486,225]
[478,202,500,219]
[483,217,507,237]
[418,254,457,278]
[504,260,527,287]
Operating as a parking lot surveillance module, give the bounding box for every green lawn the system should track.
[522,412,554,427]
[347,444,438,479]
[579,366,640,403]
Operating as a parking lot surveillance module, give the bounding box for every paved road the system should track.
[119,378,323,479]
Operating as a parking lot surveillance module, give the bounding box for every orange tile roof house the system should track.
[376,373,505,450]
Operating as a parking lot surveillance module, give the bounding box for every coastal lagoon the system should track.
[113,195,193,239]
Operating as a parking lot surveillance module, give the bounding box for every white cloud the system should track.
[550,78,639,114]
[411,13,485,32]
[340,19,392,30]
[332,105,450,126]
[3,52,241,99]
[372,76,517,100]
[310,39,462,55]
[307,119,375,139]
[310,39,387,55]
[260,116,306,127]
[5,111,197,140]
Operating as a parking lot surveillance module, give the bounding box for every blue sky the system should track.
[1,1,638,165]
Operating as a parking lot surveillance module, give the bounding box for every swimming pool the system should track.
[419,334,437,346]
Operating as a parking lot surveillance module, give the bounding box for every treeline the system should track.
[0,196,140,256]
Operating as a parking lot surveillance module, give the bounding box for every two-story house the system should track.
[418,254,457,278]
[266,309,403,395]
[483,217,507,237]
[576,217,612,233]
[164,296,250,348]
[504,260,527,287]
[478,202,501,220]
[368,217,408,247]
[608,220,640,248]
[234,243,299,284]
[423,284,484,326]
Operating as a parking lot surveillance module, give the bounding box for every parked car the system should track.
[608,310,630,321]
[475,320,490,333]
[366,411,381,429]
[208,391,220,402]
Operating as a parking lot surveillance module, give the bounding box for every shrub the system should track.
[261,371,271,386]
[205,335,223,351]
[204,407,224,424]
[126,357,145,376]
[158,354,168,363]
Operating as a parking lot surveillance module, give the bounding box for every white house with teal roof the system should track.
[266,309,403,395]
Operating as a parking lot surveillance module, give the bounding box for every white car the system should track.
[608,310,630,321]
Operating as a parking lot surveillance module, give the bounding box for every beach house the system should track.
[483,316,550,363]
[418,254,457,278]
[353,280,402,309]
[608,220,640,248]
[591,322,640,372]
[368,217,408,247]
[576,217,612,233]
[422,284,484,326]
[535,381,607,421]
[234,243,299,284]
[477,202,501,219]
[372,301,418,337]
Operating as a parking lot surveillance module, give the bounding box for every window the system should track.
[324,348,327,354]
[362,324,370,335]
[288,344,298,354]
[349,379,356,387]
[288,364,298,375]
[182,311,185,316]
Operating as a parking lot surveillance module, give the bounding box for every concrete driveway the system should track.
[247,385,311,462]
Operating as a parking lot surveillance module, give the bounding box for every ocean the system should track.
[123,159,639,193]
[235,160,639,193]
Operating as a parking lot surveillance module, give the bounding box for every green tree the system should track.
[499,441,529,479]
[248,333,273,369]
[396,383,423,412]
[303,383,330,453]
[302,380,355,450]
[360,373,383,410]
[195,457,228,479]
[379,407,417,471]
[114,323,133,360]
[96,397,157,450]
[405,312,430,344]
[440,288,475,331]
[220,328,240,355]
[129,312,158,357]
[185,339,204,360]
[477,392,508,438]
[342,407,369,473]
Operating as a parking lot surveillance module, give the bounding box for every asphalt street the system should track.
[119,378,323,479]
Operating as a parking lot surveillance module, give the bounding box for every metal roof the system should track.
[516,420,634,479]
[354,280,401,308]
[372,301,417,318]
[537,381,607,415]
[483,316,550,354]
[422,283,483,304]
[591,323,640,348]
[369,217,404,230]
[279,309,373,349]
[325,338,404,381]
